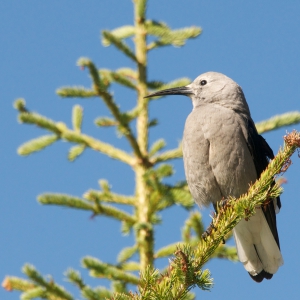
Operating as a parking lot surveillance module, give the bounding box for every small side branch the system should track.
[78,58,147,164]
[38,194,136,225]
[82,257,140,285]
[151,144,182,164]
[256,111,300,134]
[14,100,134,165]
[84,190,136,206]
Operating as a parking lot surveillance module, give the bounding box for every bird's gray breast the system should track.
[182,104,257,207]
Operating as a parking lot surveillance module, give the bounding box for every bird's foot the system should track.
[201,223,215,240]
[219,198,229,209]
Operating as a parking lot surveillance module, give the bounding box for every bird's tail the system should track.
[233,208,284,282]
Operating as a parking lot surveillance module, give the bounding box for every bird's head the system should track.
[145,72,251,116]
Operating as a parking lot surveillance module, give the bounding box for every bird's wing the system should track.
[244,117,281,248]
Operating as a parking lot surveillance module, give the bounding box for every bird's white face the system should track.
[145,71,251,117]
[187,72,251,116]
[187,72,239,105]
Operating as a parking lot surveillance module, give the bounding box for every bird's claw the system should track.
[202,223,215,240]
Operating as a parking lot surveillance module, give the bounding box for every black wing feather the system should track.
[245,118,280,248]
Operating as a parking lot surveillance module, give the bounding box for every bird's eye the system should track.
[200,80,207,86]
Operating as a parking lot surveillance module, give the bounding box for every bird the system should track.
[145,72,283,282]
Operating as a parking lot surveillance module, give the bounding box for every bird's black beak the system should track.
[144,86,194,98]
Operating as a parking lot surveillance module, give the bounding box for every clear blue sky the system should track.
[1,1,300,299]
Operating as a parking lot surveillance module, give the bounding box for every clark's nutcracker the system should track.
[146,72,283,282]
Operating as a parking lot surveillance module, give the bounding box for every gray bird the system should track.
[146,72,283,282]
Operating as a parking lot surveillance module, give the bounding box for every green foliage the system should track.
[94,116,118,127]
[117,245,138,263]
[21,287,46,300]
[17,109,61,134]
[82,256,140,285]
[18,134,59,156]
[81,285,113,300]
[56,86,97,98]
[149,139,166,156]
[102,26,135,46]
[23,264,74,300]
[77,57,108,93]
[256,111,300,134]
[145,20,202,50]
[65,269,85,289]
[99,69,137,90]
[136,0,147,19]
[68,144,86,161]
[14,98,27,112]
[182,211,204,242]
[72,105,83,132]
[38,194,94,211]
[102,31,137,62]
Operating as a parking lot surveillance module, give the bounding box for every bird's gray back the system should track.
[182,103,257,207]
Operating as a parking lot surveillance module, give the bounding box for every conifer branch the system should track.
[61,130,134,165]
[95,107,140,128]
[146,80,164,89]
[22,264,74,300]
[38,194,95,211]
[136,0,147,20]
[146,24,202,50]
[211,245,238,261]
[68,144,86,162]
[38,194,136,225]
[94,116,118,127]
[78,58,145,162]
[151,143,182,164]
[13,98,28,112]
[72,105,83,133]
[155,242,183,259]
[102,31,138,62]
[77,58,108,93]
[121,261,141,272]
[56,86,97,98]
[2,276,35,292]
[84,190,136,206]
[18,134,59,156]
[116,68,138,80]
[145,168,193,212]
[15,101,134,165]
[18,110,61,134]
[65,269,85,290]
[65,269,115,300]
[133,0,155,272]
[256,111,300,134]
[149,139,166,156]
[117,245,138,263]
[82,257,140,285]
[82,285,113,300]
[99,69,138,90]
[182,211,204,242]
[102,26,136,46]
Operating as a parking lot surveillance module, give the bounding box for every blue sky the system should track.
[1,1,300,299]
